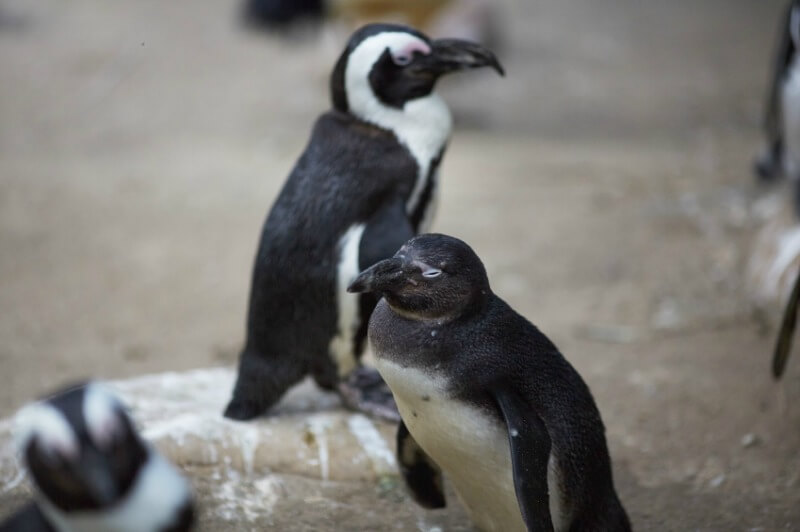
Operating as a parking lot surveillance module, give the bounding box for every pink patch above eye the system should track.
[395,40,431,59]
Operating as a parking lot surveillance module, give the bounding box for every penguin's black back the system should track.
[369,294,630,530]
[245,111,418,364]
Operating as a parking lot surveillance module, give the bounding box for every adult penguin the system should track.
[223,23,504,421]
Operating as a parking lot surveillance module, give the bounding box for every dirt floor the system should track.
[1,0,800,530]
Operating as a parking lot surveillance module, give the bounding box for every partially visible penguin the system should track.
[241,0,452,32]
[0,383,194,532]
[223,24,504,421]
[348,234,631,532]
[755,0,800,213]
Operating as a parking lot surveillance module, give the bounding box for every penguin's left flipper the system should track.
[396,419,446,509]
[338,366,400,421]
[494,386,555,532]
[774,267,800,378]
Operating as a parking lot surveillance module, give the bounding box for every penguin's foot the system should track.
[338,367,400,422]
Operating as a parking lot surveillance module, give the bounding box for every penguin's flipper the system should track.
[0,503,54,532]
[359,195,415,271]
[774,267,800,378]
[494,386,555,532]
[396,419,446,509]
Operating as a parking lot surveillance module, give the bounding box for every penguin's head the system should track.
[330,23,504,118]
[13,382,194,531]
[14,382,148,512]
[348,233,490,320]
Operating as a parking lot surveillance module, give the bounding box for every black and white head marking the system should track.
[330,24,503,219]
[13,382,193,532]
[348,233,490,321]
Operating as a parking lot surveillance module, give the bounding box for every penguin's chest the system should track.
[375,360,527,532]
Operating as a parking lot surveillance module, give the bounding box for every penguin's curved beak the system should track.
[347,257,405,294]
[412,38,505,78]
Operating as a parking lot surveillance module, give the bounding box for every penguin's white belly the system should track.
[329,224,366,376]
[376,359,564,532]
[783,64,800,178]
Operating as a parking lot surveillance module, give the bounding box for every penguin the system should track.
[241,0,323,29]
[0,383,194,532]
[347,234,631,532]
[772,267,800,378]
[755,0,800,214]
[241,0,452,32]
[223,24,504,421]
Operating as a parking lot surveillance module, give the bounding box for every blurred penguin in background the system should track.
[241,0,498,46]
[755,0,800,215]
[0,383,193,532]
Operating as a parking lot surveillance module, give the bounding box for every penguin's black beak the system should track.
[347,257,405,294]
[412,38,505,77]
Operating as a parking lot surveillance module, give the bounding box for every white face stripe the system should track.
[344,32,453,219]
[37,452,192,532]
[344,32,431,116]
[14,402,78,460]
[329,223,367,376]
[83,382,125,449]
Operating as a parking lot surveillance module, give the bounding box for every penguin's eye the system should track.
[392,54,412,66]
[422,269,442,278]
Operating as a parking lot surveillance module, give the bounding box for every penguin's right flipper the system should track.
[774,267,800,378]
[396,420,446,509]
[494,386,555,532]
[0,503,54,532]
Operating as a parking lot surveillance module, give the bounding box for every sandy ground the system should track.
[1,0,800,529]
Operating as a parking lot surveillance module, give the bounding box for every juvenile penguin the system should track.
[223,24,504,421]
[755,0,800,213]
[0,383,194,532]
[348,234,631,532]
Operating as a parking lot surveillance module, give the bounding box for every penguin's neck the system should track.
[348,93,453,214]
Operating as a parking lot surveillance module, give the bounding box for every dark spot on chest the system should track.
[421,395,430,402]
